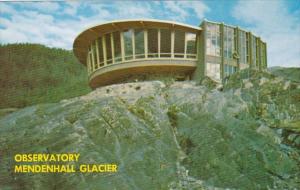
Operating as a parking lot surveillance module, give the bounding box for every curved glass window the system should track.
[206,23,220,56]
[135,29,145,58]
[87,26,199,74]
[113,31,122,63]
[174,30,185,58]
[88,46,94,72]
[186,32,196,58]
[92,42,98,70]
[87,49,92,73]
[160,28,171,57]
[105,33,112,64]
[123,29,133,60]
[97,37,104,66]
[148,29,158,58]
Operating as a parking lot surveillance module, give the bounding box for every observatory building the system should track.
[73,19,267,88]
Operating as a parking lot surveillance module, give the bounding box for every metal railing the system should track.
[87,52,197,76]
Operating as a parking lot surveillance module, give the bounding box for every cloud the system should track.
[1,1,209,50]
[0,2,17,14]
[0,4,79,49]
[17,2,60,13]
[113,1,153,19]
[232,0,300,67]
[63,2,81,16]
[163,1,209,21]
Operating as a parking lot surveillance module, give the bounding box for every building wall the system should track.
[193,20,268,83]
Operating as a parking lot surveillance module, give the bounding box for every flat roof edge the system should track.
[74,19,202,42]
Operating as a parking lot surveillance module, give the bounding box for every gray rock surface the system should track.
[0,70,299,190]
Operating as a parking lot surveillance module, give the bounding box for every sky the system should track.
[0,0,299,67]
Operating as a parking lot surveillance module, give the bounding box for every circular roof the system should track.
[73,19,202,65]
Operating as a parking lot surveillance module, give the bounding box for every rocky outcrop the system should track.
[0,70,299,190]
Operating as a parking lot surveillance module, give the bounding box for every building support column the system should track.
[202,21,207,77]
[132,30,135,60]
[102,35,107,66]
[158,29,161,58]
[144,29,148,58]
[235,27,240,71]
[171,30,175,58]
[184,32,187,59]
[264,43,267,69]
[95,39,100,68]
[91,44,96,71]
[248,32,253,69]
[257,38,262,71]
[110,33,115,64]
[220,23,225,81]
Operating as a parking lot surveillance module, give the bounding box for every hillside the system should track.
[268,66,300,82]
[0,69,299,189]
[0,43,91,109]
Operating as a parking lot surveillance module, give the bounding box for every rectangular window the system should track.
[134,29,145,59]
[239,30,247,65]
[224,64,237,77]
[160,28,171,57]
[206,23,220,56]
[224,26,234,59]
[174,30,185,58]
[206,62,221,80]
[246,33,250,64]
[230,66,236,74]
[147,29,158,58]
[123,29,133,60]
